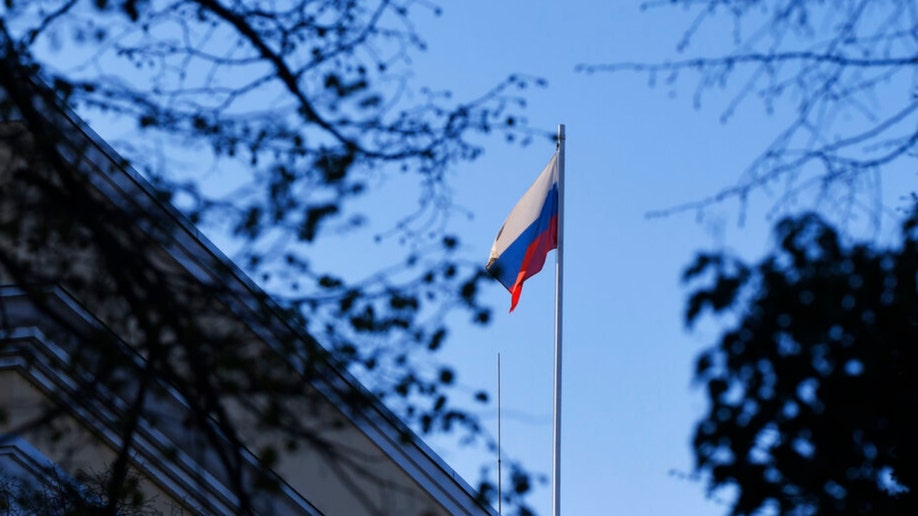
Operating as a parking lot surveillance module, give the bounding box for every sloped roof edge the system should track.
[0,75,495,516]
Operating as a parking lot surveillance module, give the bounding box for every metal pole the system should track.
[551,124,565,516]
[498,352,502,515]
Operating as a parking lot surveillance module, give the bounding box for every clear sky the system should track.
[404,3,777,515]
[16,2,912,515]
[401,2,909,516]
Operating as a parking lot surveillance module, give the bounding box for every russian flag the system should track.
[487,153,559,312]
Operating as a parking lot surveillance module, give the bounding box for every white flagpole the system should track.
[552,124,566,516]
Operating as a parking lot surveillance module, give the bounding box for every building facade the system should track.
[0,79,494,515]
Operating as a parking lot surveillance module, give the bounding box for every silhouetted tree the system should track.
[684,210,918,514]
[585,2,918,514]
[583,1,918,223]
[0,466,159,516]
[0,1,541,514]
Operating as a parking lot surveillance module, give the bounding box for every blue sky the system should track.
[408,3,779,515]
[404,2,912,515]
[14,1,915,515]
[406,1,767,515]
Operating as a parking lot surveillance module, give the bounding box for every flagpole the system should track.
[498,352,502,515]
[552,124,565,516]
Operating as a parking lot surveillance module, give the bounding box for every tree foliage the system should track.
[0,0,541,514]
[0,466,158,516]
[685,210,918,514]
[585,1,918,514]
[583,0,918,222]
